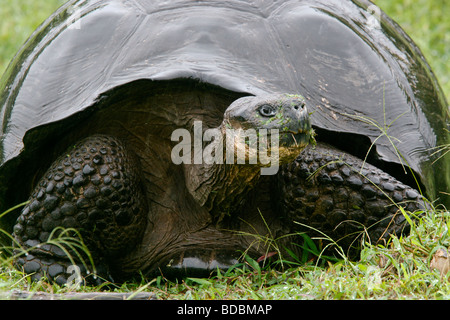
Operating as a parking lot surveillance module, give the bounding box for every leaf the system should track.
[0,201,28,219]
[186,278,213,286]
[284,247,302,264]
[244,255,261,274]
[301,233,319,254]
[256,251,277,263]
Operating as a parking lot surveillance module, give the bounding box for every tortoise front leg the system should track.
[12,135,148,284]
[277,142,425,251]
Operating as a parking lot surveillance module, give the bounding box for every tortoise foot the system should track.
[155,249,241,279]
[13,244,108,285]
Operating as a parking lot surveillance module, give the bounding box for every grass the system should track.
[1,205,450,299]
[374,0,449,101]
[0,0,449,300]
[0,0,66,75]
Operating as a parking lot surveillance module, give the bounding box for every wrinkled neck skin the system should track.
[183,121,302,224]
[187,163,261,224]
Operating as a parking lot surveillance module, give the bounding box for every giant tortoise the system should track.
[0,0,448,284]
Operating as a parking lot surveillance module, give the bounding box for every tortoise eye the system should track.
[258,104,277,117]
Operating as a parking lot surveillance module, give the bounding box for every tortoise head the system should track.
[182,93,314,217]
[221,93,314,174]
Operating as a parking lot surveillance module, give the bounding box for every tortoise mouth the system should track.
[276,115,313,149]
[281,126,311,135]
[280,131,311,147]
[224,114,312,144]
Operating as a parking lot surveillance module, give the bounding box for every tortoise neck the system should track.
[185,162,262,224]
[183,123,264,223]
